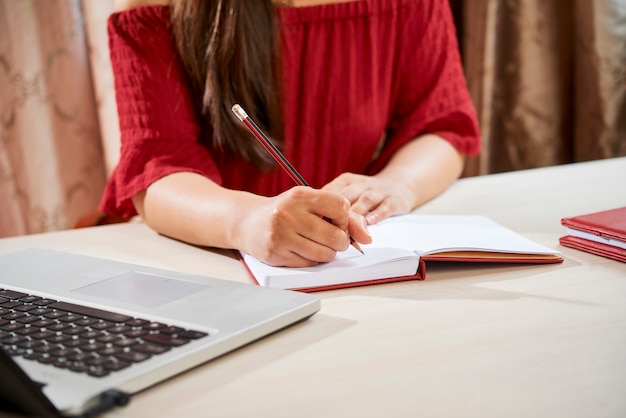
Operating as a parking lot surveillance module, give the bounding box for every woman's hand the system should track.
[323,173,415,225]
[239,186,371,267]
[323,135,466,225]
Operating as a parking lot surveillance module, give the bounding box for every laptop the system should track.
[0,248,320,417]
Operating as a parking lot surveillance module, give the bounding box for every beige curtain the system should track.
[458,0,626,175]
[82,0,121,176]
[0,0,116,238]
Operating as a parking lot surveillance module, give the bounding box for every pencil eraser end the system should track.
[231,104,248,121]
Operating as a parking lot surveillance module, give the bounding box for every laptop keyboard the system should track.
[0,288,208,378]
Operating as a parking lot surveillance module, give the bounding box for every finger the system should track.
[350,188,387,216]
[260,229,336,267]
[335,183,368,206]
[306,190,352,223]
[323,173,374,205]
[254,236,321,267]
[323,174,369,205]
[265,250,321,268]
[321,173,353,192]
[364,198,405,225]
[347,212,372,245]
[299,213,351,253]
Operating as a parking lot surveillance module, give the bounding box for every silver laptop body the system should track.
[0,248,320,416]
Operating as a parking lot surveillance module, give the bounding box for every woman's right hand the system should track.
[133,172,370,268]
[239,186,371,267]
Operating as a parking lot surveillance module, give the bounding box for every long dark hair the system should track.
[171,0,284,168]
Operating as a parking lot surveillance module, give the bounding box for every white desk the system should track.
[1,157,625,418]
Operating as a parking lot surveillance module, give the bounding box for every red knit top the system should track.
[100,0,481,217]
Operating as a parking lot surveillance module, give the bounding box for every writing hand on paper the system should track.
[240,186,371,268]
[323,173,414,225]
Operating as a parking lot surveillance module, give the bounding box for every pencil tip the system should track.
[350,239,364,255]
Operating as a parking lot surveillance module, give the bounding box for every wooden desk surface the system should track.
[1,158,625,418]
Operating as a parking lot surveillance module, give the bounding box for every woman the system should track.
[101,0,481,267]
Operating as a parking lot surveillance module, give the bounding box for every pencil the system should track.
[232,104,364,255]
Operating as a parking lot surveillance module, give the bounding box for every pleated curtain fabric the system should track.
[454,0,626,176]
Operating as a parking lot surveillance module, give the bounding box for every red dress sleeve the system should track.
[367,0,480,174]
[98,6,222,218]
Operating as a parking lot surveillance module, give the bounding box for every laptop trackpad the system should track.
[72,271,210,308]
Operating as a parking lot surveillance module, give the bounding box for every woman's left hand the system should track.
[322,173,415,225]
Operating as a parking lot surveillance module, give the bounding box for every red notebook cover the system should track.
[559,207,626,263]
[239,255,427,293]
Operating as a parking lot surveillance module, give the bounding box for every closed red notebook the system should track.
[560,207,626,263]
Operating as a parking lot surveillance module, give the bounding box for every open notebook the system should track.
[241,214,563,292]
[0,248,320,417]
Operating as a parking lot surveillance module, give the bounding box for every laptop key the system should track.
[46,334,71,344]
[124,329,148,338]
[3,335,27,345]
[97,346,122,356]
[69,363,89,373]
[38,355,56,364]
[4,312,26,320]
[34,345,58,354]
[1,301,23,309]
[1,323,25,332]
[103,360,130,372]
[91,320,114,330]
[178,330,209,339]
[48,301,132,323]
[80,342,105,352]
[142,333,189,347]
[115,350,151,363]
[31,308,52,315]
[5,347,25,356]
[134,342,170,355]
[126,318,149,327]
[50,348,76,358]
[63,339,84,348]
[14,304,39,312]
[63,326,86,336]
[18,296,42,303]
[96,334,121,344]
[143,322,166,331]
[31,331,56,340]
[15,327,39,336]
[16,340,45,350]
[33,298,58,306]
[80,330,104,340]
[76,317,98,326]
[16,316,40,324]
[113,338,138,348]
[88,368,110,377]
[47,322,70,331]
[59,314,83,323]
[0,289,28,299]
[108,325,131,334]
[43,311,67,319]
[160,326,185,335]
